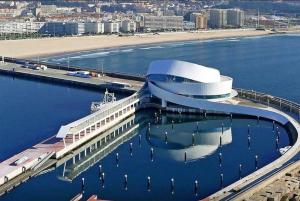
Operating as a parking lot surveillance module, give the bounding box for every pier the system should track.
[0,57,144,93]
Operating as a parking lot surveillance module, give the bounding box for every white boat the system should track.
[91,89,116,113]
[279,146,291,155]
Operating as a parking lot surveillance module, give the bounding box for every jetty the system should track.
[0,56,144,93]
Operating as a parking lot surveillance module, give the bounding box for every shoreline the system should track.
[0,28,299,59]
[0,29,272,58]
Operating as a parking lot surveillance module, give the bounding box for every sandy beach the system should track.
[0,29,289,58]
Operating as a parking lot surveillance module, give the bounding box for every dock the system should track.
[0,58,144,94]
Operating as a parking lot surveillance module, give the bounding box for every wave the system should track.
[70,51,111,59]
[227,39,240,42]
[140,46,164,50]
[120,49,134,53]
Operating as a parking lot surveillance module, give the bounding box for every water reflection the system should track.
[148,118,232,162]
[59,114,145,181]
[42,110,290,201]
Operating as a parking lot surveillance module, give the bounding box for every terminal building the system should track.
[147,60,236,108]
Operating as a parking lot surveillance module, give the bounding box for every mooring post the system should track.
[165,132,168,144]
[99,165,102,177]
[170,178,175,194]
[139,135,142,147]
[147,176,151,191]
[150,147,154,162]
[248,134,251,150]
[101,172,105,188]
[116,153,119,167]
[255,155,259,170]
[220,173,224,189]
[192,133,195,146]
[124,174,128,190]
[194,180,199,196]
[81,178,85,191]
[130,143,133,156]
[239,164,242,179]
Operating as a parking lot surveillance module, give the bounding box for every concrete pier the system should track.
[0,62,143,94]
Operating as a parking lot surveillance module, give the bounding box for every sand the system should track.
[0,29,283,58]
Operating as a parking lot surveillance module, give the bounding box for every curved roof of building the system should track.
[147,60,221,83]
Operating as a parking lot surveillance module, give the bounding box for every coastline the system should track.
[0,29,277,59]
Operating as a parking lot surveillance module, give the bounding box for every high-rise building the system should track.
[195,13,208,29]
[208,9,227,28]
[121,20,136,32]
[227,9,244,28]
[39,22,85,36]
[104,21,119,33]
[0,21,45,34]
[85,22,104,34]
[144,15,183,31]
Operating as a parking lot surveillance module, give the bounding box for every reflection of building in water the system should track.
[58,114,144,182]
[148,118,232,162]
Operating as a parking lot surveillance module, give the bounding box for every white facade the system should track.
[84,22,104,34]
[209,9,227,28]
[121,20,136,32]
[144,15,183,31]
[147,60,234,102]
[104,21,119,33]
[146,60,290,125]
[227,9,245,27]
[0,21,45,33]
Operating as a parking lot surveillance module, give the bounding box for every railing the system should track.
[1,56,146,82]
[235,88,300,119]
[69,90,146,134]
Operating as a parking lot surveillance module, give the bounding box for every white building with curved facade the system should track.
[146,60,289,124]
[147,60,237,107]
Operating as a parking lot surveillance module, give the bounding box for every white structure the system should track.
[121,20,136,32]
[143,15,183,31]
[209,9,227,28]
[147,60,236,107]
[146,60,290,124]
[0,21,45,34]
[227,9,245,27]
[84,22,104,34]
[104,21,119,33]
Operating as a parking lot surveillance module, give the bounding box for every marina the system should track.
[0,57,300,201]
[0,34,300,200]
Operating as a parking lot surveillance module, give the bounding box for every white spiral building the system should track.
[146,60,290,124]
[147,60,237,107]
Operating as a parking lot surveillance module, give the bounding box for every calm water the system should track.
[43,34,300,102]
[1,112,290,201]
[0,34,299,200]
[0,76,124,162]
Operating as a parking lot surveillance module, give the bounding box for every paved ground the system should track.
[0,62,143,92]
[239,161,300,201]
